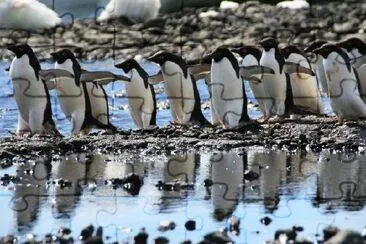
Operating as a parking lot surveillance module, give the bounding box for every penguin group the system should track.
[5,36,366,136]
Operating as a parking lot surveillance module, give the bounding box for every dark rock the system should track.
[184,220,196,231]
[134,228,148,244]
[323,226,340,241]
[325,230,364,244]
[154,236,169,244]
[260,216,272,226]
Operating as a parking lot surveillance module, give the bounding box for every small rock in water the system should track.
[323,226,340,241]
[184,220,196,231]
[158,220,176,232]
[260,216,272,226]
[155,236,169,244]
[324,230,364,244]
[244,170,259,181]
[1,234,16,243]
[134,228,148,244]
[228,216,240,235]
[274,228,297,242]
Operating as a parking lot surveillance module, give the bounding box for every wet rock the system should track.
[202,229,232,244]
[158,220,176,232]
[154,236,169,244]
[323,226,340,241]
[274,228,297,242]
[260,216,272,226]
[244,170,260,181]
[134,228,148,244]
[324,230,364,244]
[185,220,196,231]
[228,216,240,235]
[0,234,16,243]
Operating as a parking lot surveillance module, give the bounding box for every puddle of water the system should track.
[1,149,365,243]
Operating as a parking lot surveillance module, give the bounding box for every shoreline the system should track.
[0,0,365,62]
[1,116,365,160]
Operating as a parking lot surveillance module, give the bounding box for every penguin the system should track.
[258,37,290,122]
[7,44,61,136]
[200,47,250,129]
[313,44,366,124]
[114,58,157,130]
[281,45,325,115]
[147,51,210,127]
[0,0,61,31]
[304,40,329,96]
[337,37,366,103]
[50,49,118,135]
[232,45,274,121]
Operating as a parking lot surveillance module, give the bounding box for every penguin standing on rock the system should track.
[304,40,328,96]
[313,44,366,124]
[147,51,210,127]
[337,37,366,103]
[50,49,118,135]
[281,45,325,115]
[7,44,61,136]
[258,37,289,122]
[232,45,273,121]
[115,59,157,130]
[201,47,250,129]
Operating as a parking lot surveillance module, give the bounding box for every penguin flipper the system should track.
[284,62,315,76]
[187,63,211,75]
[239,65,275,80]
[353,55,366,69]
[39,69,75,81]
[80,71,130,85]
[148,71,164,85]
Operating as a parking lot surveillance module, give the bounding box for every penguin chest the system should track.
[85,83,109,124]
[260,54,286,99]
[125,80,154,115]
[210,63,243,118]
[55,78,85,117]
[12,78,47,122]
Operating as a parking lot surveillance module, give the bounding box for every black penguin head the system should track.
[304,40,327,53]
[7,44,34,59]
[147,51,182,66]
[115,59,140,73]
[259,37,279,51]
[231,45,262,60]
[313,44,351,71]
[202,47,235,63]
[337,37,366,54]
[281,45,306,59]
[50,49,77,64]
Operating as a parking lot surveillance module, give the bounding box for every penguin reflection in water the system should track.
[147,51,210,127]
[313,44,366,124]
[50,49,119,136]
[7,44,66,136]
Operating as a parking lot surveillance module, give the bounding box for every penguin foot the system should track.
[14,129,32,137]
[269,115,285,123]
[257,115,270,124]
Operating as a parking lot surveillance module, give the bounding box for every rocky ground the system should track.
[0,0,365,62]
[1,116,365,163]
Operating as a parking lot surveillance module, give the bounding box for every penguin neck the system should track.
[161,61,188,79]
[130,68,149,89]
[241,54,259,67]
[262,47,285,73]
[55,59,81,87]
[26,53,41,80]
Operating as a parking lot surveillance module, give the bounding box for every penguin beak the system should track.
[146,54,162,65]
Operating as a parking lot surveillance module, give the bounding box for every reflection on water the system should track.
[1,149,366,242]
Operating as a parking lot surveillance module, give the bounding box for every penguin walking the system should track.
[304,40,328,96]
[232,45,274,121]
[281,45,325,115]
[7,44,61,136]
[114,58,157,130]
[337,37,366,103]
[50,49,118,135]
[313,44,366,123]
[147,51,210,127]
[201,47,250,129]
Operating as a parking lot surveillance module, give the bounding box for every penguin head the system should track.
[281,45,306,59]
[231,45,262,61]
[51,49,77,64]
[337,37,366,54]
[115,59,140,73]
[7,44,35,59]
[147,51,182,66]
[304,40,327,53]
[202,47,235,63]
[259,37,279,51]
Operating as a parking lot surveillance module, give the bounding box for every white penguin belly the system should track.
[55,77,85,118]
[357,64,366,103]
[85,83,109,124]
[211,62,243,128]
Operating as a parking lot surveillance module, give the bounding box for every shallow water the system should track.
[0,60,332,136]
[0,149,365,243]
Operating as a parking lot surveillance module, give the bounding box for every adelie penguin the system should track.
[7,44,63,136]
[337,37,366,103]
[147,51,210,127]
[281,45,325,115]
[313,44,366,124]
[304,40,328,96]
[232,45,274,122]
[50,49,118,135]
[200,47,253,129]
[114,59,157,130]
